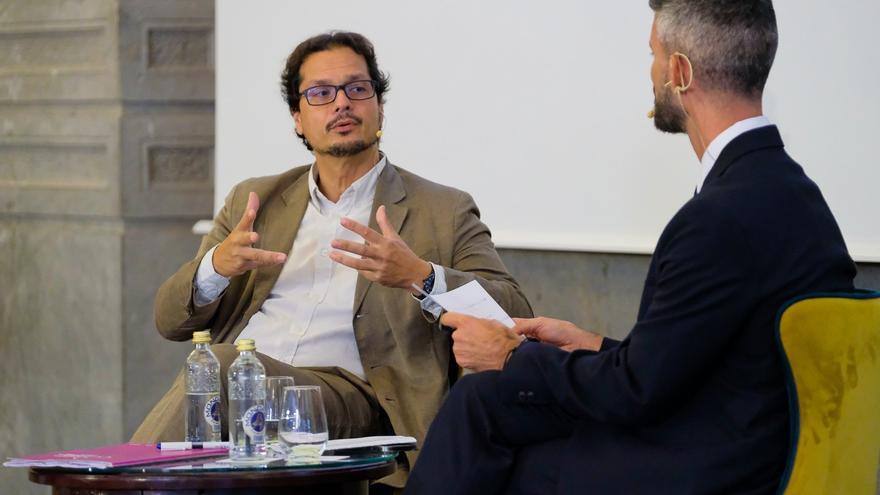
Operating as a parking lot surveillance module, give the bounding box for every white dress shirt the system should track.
[697,116,772,194]
[193,156,446,380]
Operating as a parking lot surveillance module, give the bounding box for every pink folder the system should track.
[4,442,228,468]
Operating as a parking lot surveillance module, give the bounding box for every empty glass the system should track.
[265,376,295,446]
[279,386,329,462]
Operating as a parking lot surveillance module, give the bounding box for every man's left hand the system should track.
[441,312,523,372]
[330,205,432,290]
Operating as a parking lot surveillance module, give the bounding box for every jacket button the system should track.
[526,391,535,400]
[517,391,526,402]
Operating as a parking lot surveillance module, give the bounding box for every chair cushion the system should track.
[777,294,880,494]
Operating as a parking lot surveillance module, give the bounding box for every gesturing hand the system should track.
[329,205,432,290]
[441,312,523,372]
[212,192,287,278]
[512,317,604,352]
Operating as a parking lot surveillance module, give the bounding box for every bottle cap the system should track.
[192,331,211,344]
[236,339,256,351]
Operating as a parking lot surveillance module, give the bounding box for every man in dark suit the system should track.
[406,1,857,493]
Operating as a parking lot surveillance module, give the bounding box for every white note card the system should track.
[428,281,515,328]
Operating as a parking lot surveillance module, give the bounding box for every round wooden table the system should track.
[29,454,397,495]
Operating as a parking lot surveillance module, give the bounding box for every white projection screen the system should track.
[216,0,880,262]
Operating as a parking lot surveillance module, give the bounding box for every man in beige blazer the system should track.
[132,31,531,489]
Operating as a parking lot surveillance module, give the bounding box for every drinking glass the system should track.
[279,386,329,461]
[265,376,295,446]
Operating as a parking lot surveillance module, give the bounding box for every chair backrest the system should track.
[776,291,880,495]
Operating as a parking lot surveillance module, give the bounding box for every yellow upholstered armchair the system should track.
[775,291,880,495]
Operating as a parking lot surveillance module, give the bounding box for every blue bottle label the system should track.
[204,395,221,432]
[242,404,265,440]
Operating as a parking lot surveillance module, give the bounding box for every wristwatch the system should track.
[417,265,435,299]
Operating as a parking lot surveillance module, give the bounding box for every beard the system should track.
[312,111,381,157]
[317,139,373,157]
[653,87,687,134]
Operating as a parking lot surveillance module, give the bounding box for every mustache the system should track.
[326,112,363,131]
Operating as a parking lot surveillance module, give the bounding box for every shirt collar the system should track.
[308,154,387,213]
[697,115,772,193]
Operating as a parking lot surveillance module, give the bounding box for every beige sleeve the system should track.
[440,190,533,319]
[153,184,240,341]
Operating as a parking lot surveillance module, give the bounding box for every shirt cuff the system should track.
[194,246,230,307]
[416,263,447,319]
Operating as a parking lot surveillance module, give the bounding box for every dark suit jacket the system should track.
[500,126,856,494]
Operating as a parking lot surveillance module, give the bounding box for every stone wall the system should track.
[0,1,214,493]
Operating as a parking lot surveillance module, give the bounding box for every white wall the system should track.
[217,0,880,261]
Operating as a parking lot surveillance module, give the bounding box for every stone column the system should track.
[0,1,214,493]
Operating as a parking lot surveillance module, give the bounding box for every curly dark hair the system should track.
[280,31,390,150]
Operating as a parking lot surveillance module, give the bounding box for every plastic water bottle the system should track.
[227,339,267,458]
[184,331,221,442]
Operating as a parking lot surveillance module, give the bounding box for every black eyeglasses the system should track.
[299,80,377,106]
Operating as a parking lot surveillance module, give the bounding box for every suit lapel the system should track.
[251,172,311,308]
[352,163,408,316]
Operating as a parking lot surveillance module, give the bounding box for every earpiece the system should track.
[664,80,686,93]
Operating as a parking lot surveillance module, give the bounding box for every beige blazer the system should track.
[154,162,532,474]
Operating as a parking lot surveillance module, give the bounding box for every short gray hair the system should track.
[649,0,778,97]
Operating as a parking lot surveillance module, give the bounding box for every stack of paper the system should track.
[423,280,515,328]
[325,435,416,453]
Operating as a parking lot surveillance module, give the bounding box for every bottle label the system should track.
[241,404,266,440]
[204,395,221,432]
